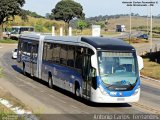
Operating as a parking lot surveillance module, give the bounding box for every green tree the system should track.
[52,0,85,35]
[0,0,26,39]
[76,20,87,32]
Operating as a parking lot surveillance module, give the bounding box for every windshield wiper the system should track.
[106,84,114,89]
[100,74,108,77]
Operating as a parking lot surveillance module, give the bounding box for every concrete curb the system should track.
[141,75,160,83]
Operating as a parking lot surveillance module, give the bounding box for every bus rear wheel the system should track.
[48,76,53,89]
[75,84,80,97]
[23,63,26,76]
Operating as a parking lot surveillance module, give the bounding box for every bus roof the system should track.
[20,34,135,51]
[81,37,135,51]
[45,36,135,51]
[12,26,34,28]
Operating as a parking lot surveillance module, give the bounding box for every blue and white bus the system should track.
[17,34,143,103]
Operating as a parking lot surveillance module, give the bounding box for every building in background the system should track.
[116,25,126,32]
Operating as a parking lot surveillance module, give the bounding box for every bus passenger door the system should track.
[82,54,92,99]
[30,44,38,76]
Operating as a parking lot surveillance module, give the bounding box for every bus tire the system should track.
[48,76,53,89]
[75,82,80,97]
[23,63,26,76]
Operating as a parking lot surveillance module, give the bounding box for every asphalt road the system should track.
[0,44,160,120]
[115,31,160,55]
[132,38,160,55]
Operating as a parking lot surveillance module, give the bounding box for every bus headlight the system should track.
[132,86,140,96]
[99,85,109,96]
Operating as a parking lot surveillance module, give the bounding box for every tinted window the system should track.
[67,46,75,67]
[22,42,27,54]
[32,43,39,59]
[53,44,60,63]
[46,43,53,62]
[60,45,68,65]
[43,43,48,61]
[27,43,32,54]
[75,47,84,69]
[14,49,17,52]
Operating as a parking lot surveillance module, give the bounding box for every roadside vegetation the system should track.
[5,16,65,33]
[153,33,160,38]
[0,87,31,117]
[123,38,149,44]
[0,104,15,118]
[0,39,18,44]
[141,58,160,80]
[3,15,160,35]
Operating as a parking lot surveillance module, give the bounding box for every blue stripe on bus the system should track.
[97,76,140,97]
[43,61,82,85]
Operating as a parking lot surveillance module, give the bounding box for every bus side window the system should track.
[75,47,83,69]
[60,44,68,65]
[46,43,53,63]
[43,43,48,61]
[53,44,60,63]
[67,45,75,67]
[22,42,28,55]
[27,43,32,55]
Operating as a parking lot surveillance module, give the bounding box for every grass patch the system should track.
[0,92,29,112]
[0,39,18,44]
[0,104,14,114]
[0,86,31,114]
[153,33,160,38]
[123,38,149,44]
[141,58,160,80]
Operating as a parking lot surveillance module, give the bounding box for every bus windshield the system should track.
[11,28,19,34]
[11,27,34,34]
[98,51,138,91]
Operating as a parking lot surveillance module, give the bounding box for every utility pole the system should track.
[129,0,132,44]
[147,6,149,35]
[150,0,153,52]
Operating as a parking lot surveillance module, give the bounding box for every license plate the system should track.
[117,98,125,101]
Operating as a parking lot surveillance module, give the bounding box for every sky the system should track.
[23,0,160,17]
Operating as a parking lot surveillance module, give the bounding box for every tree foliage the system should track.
[0,0,27,39]
[76,20,87,32]
[52,0,85,33]
[0,0,26,25]
[25,10,44,18]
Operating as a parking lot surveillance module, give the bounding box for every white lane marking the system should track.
[48,94,66,104]
[70,105,78,109]
[70,105,88,114]
[17,84,26,87]
[15,77,38,89]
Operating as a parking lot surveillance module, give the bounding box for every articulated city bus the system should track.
[17,34,143,103]
[10,26,34,40]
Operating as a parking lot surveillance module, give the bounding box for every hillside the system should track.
[4,16,65,33]
[4,15,160,34]
[107,16,160,31]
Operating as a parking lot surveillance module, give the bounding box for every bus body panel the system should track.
[41,61,83,93]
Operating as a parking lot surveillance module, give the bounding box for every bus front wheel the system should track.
[75,83,80,97]
[48,76,53,89]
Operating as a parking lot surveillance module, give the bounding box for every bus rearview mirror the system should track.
[91,54,97,69]
[137,55,144,71]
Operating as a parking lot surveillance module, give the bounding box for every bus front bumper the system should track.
[90,88,140,103]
